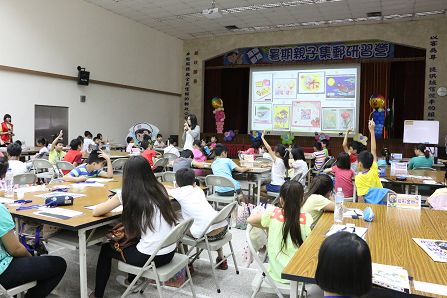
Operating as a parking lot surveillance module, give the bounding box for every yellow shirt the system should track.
[355,161,383,196]
[301,194,332,228]
[49,150,66,165]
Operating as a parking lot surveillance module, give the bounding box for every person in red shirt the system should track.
[141,139,161,171]
[0,114,14,146]
[342,129,366,164]
[325,152,355,198]
[62,138,83,174]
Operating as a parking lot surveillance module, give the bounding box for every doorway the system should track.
[34,105,69,145]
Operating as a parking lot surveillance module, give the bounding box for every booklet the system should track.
[34,207,83,220]
[372,263,411,293]
[413,238,447,262]
[325,224,368,239]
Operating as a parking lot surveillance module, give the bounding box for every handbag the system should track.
[106,223,138,262]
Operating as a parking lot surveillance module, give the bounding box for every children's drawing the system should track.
[339,109,354,129]
[253,104,272,124]
[292,101,321,129]
[273,105,291,130]
[298,72,325,94]
[253,74,272,101]
[326,75,356,98]
[273,78,297,99]
[322,108,338,130]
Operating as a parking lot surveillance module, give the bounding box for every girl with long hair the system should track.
[91,156,178,298]
[261,131,290,194]
[302,174,335,228]
[248,180,312,283]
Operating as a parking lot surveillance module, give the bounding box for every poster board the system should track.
[403,120,439,144]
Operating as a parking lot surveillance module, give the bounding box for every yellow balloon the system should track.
[211,97,223,109]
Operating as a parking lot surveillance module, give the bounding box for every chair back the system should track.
[56,161,75,175]
[255,157,273,164]
[153,157,169,168]
[414,167,436,171]
[112,158,127,172]
[298,168,311,184]
[13,173,37,186]
[205,175,236,189]
[157,218,194,251]
[163,153,178,162]
[162,171,176,182]
[210,201,237,226]
[32,159,54,171]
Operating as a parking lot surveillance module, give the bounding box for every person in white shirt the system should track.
[82,130,95,152]
[34,137,49,159]
[153,134,166,148]
[163,137,180,157]
[168,168,229,270]
[125,136,135,153]
[91,156,177,298]
[6,143,27,176]
[289,147,308,186]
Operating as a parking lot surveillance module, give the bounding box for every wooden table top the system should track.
[282,203,447,297]
[385,168,446,185]
[6,177,123,231]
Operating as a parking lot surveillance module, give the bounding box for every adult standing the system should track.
[182,113,200,151]
[0,114,13,146]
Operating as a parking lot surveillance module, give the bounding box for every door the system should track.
[34,105,69,145]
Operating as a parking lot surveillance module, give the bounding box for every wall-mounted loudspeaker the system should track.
[77,66,90,86]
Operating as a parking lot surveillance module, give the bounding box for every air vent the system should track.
[367,11,382,17]
[225,25,240,30]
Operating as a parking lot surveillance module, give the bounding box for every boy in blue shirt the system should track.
[63,149,113,182]
[211,144,249,196]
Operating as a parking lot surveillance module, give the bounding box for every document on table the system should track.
[0,197,14,204]
[86,178,114,183]
[413,281,447,296]
[372,263,411,293]
[34,207,83,220]
[85,204,123,213]
[35,192,86,199]
[14,185,46,193]
[343,208,363,218]
[413,238,447,262]
[72,182,105,187]
[325,224,367,239]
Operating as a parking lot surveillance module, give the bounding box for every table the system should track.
[384,168,446,194]
[282,203,447,297]
[6,177,123,298]
[83,150,129,160]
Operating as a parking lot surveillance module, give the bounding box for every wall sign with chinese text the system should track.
[427,35,439,120]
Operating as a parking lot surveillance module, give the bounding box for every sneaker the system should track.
[216,257,228,270]
[115,275,144,293]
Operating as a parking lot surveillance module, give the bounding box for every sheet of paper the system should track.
[413,281,447,296]
[423,180,438,185]
[380,178,389,182]
[86,178,114,183]
[84,204,123,213]
[34,207,83,219]
[14,185,46,193]
[72,182,105,188]
[343,208,363,218]
[413,238,447,262]
[0,197,14,204]
[326,224,368,239]
[372,263,411,293]
[35,192,86,199]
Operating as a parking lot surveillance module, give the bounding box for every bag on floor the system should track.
[235,202,255,230]
[18,221,48,256]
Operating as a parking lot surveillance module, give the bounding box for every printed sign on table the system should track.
[387,193,421,209]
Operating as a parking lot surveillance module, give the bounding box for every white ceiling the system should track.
[84,0,447,39]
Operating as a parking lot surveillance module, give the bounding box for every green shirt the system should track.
[408,156,434,170]
[323,148,329,157]
[302,194,333,228]
[261,207,312,283]
[0,204,15,275]
[49,150,66,165]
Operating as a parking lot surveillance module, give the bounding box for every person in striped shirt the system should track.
[312,142,327,171]
[63,149,113,182]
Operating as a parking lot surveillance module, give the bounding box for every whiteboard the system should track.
[403,120,439,144]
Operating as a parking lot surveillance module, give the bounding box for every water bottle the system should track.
[5,168,14,198]
[105,142,111,153]
[334,187,344,224]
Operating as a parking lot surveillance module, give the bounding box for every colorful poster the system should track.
[253,74,272,101]
[292,101,321,128]
[273,78,297,99]
[413,238,447,262]
[298,72,325,94]
[326,75,356,98]
[273,105,291,130]
[322,108,338,130]
[253,104,272,124]
[339,109,354,130]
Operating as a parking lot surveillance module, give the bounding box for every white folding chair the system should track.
[13,173,37,186]
[55,161,75,177]
[246,224,295,298]
[162,153,178,163]
[31,159,57,182]
[205,175,238,209]
[117,219,196,298]
[182,202,239,293]
[154,158,169,179]
[112,158,127,174]
[162,171,176,182]
[0,281,37,298]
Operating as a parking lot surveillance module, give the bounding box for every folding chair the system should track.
[55,161,75,177]
[413,167,436,171]
[154,158,169,179]
[246,224,299,298]
[0,281,37,298]
[162,153,178,163]
[112,158,127,175]
[13,173,37,186]
[162,171,176,182]
[205,175,238,209]
[182,202,239,293]
[31,159,57,182]
[312,157,335,176]
[117,219,196,298]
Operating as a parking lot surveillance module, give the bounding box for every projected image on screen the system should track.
[250,66,359,134]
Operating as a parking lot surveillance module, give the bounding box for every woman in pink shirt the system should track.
[325,152,355,198]
[192,140,207,162]
[241,139,262,155]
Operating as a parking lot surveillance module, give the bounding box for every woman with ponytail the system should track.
[261,131,290,194]
[247,180,312,283]
[408,143,434,170]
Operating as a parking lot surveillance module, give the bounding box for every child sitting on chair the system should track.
[63,150,112,182]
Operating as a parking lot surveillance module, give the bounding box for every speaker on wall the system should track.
[77,66,90,86]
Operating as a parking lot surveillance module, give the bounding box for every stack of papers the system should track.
[325,224,368,239]
[0,197,14,204]
[413,238,447,262]
[372,263,411,293]
[85,204,123,213]
[34,207,83,220]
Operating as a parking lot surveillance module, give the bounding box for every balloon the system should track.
[281,132,295,145]
[249,131,262,142]
[223,130,236,142]
[211,97,223,109]
[369,94,386,110]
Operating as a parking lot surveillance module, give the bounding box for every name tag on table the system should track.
[391,162,408,176]
[387,193,421,209]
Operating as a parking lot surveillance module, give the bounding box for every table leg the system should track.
[78,229,88,298]
[405,185,409,194]
[415,186,419,195]
[257,176,261,206]
[290,280,298,298]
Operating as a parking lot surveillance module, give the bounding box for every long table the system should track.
[384,168,446,194]
[282,203,447,297]
[6,177,123,298]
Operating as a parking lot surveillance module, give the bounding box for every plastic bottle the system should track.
[334,187,344,224]
[105,142,111,152]
[4,168,14,198]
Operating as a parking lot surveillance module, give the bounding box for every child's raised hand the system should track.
[98,150,111,160]
[58,130,63,138]
[345,128,352,134]
[368,120,375,132]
